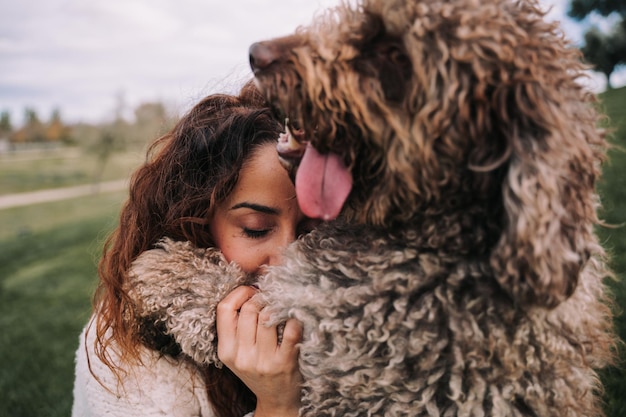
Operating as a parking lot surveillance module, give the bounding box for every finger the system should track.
[255,309,279,354]
[278,318,303,359]
[237,298,263,347]
[216,286,257,359]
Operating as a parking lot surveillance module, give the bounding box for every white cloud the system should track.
[0,0,343,124]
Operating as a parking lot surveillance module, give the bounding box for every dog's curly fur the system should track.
[127,0,617,415]
[126,240,251,366]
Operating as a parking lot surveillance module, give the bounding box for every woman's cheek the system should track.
[227,243,265,275]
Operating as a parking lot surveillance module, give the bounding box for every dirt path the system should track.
[0,179,128,210]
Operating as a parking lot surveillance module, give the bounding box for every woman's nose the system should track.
[267,229,296,266]
[267,251,283,267]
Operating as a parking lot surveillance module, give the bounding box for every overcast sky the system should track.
[1,0,624,126]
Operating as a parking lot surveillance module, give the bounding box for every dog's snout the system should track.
[249,42,277,73]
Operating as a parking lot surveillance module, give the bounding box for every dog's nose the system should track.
[249,42,277,73]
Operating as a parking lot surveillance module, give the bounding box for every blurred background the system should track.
[0,0,624,416]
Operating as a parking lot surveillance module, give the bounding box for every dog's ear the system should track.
[351,15,412,104]
[488,81,605,309]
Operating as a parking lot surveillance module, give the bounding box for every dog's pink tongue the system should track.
[295,143,352,220]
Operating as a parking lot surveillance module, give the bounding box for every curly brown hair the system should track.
[91,80,282,417]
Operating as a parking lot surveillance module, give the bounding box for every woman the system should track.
[72,82,307,417]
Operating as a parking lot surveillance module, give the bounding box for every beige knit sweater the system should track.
[71,319,214,417]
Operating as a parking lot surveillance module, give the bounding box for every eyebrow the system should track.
[230,202,279,215]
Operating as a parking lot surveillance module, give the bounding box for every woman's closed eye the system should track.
[242,227,272,239]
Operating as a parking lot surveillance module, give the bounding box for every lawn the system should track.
[0,193,125,417]
[0,88,624,417]
[595,86,626,417]
[0,148,144,194]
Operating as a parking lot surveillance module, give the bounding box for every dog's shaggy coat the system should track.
[127,0,617,415]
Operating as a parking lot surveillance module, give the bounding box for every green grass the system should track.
[0,190,126,241]
[0,148,143,194]
[599,86,626,135]
[0,193,124,417]
[596,86,626,417]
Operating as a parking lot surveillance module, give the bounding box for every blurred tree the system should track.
[131,101,174,147]
[569,0,626,90]
[92,130,116,188]
[0,110,12,137]
[581,25,626,89]
[12,108,45,143]
[45,108,73,144]
[89,92,130,188]
[135,102,167,125]
[569,0,625,19]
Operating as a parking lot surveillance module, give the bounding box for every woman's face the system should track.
[210,142,310,275]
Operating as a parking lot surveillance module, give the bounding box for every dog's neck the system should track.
[330,205,500,259]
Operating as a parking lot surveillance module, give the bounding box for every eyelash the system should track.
[242,228,271,239]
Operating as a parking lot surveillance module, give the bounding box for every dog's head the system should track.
[250,0,607,307]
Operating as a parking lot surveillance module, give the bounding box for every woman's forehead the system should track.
[230,143,297,205]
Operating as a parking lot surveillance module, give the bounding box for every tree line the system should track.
[570,0,626,89]
[0,101,177,151]
[0,108,73,145]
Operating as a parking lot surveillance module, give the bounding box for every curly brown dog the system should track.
[247,0,616,415]
[127,0,617,416]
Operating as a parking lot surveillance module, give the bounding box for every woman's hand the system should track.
[217,286,303,417]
